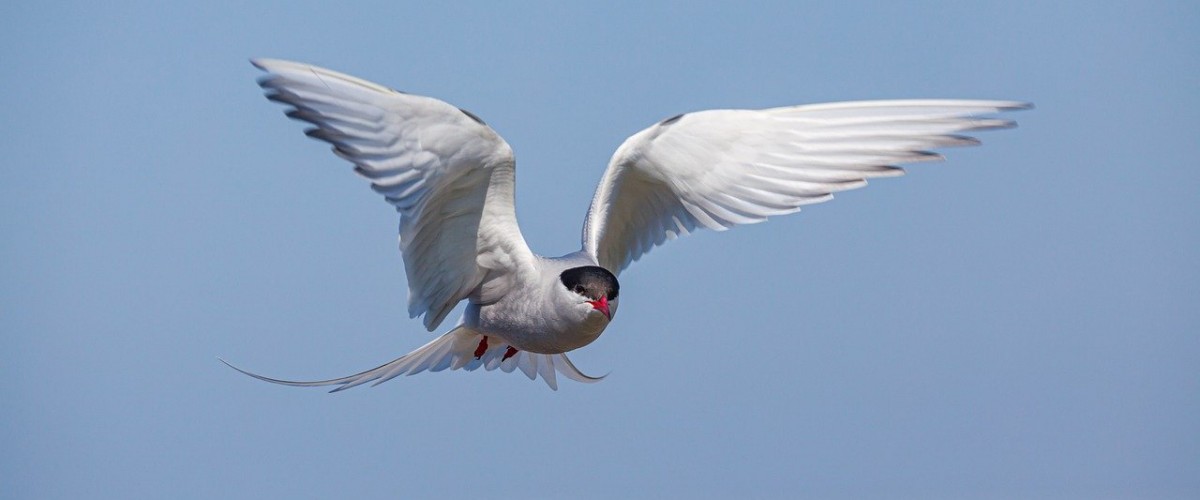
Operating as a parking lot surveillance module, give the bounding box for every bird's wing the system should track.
[581,99,1029,274]
[255,59,534,330]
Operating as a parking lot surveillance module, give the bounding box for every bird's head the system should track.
[559,266,619,321]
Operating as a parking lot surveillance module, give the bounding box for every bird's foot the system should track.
[474,336,489,359]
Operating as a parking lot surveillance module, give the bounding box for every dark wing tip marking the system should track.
[658,113,686,126]
[458,107,486,125]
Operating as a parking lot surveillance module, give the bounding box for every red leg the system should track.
[473,336,488,359]
[502,346,518,361]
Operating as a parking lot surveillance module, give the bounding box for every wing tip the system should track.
[250,57,296,73]
[980,99,1038,111]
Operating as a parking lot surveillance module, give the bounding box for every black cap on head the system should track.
[560,266,619,301]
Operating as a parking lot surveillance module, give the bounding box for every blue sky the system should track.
[3,1,1197,499]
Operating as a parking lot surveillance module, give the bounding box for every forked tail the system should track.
[220,326,605,391]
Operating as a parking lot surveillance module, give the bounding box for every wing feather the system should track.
[254,59,533,330]
[582,99,1029,273]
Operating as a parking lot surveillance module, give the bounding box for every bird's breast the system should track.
[467,302,610,354]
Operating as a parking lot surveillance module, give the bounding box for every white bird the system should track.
[223,59,1029,391]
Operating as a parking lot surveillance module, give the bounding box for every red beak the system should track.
[587,296,611,319]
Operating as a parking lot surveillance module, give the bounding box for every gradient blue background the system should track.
[3,2,1197,499]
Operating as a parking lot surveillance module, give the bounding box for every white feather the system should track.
[253,59,535,331]
[582,100,1030,273]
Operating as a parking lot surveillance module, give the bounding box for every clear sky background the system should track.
[3,2,1197,499]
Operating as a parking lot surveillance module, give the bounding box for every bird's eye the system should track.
[573,285,586,295]
[607,291,618,300]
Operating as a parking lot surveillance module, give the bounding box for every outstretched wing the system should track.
[255,59,533,330]
[581,99,1029,274]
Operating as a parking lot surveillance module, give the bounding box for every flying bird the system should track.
[223,59,1029,391]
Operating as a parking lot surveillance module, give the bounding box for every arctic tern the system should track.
[223,59,1028,390]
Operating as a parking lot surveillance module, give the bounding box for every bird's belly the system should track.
[467,303,609,354]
